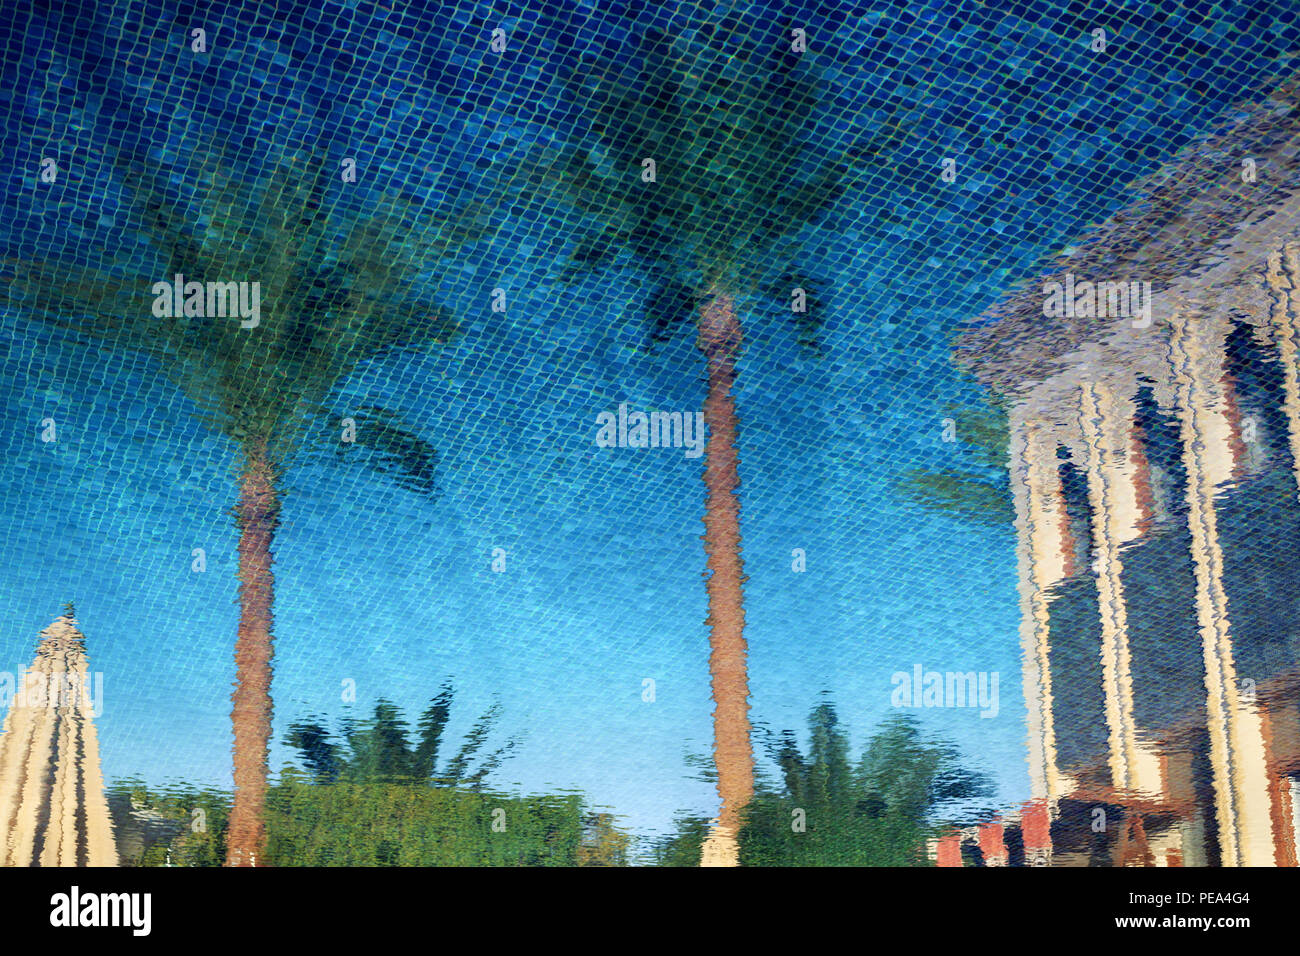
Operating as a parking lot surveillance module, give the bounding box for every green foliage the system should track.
[5,140,505,476]
[267,689,629,865]
[264,772,588,866]
[329,405,440,496]
[578,811,633,867]
[107,778,231,867]
[544,6,883,345]
[652,704,991,866]
[647,815,712,867]
[284,683,517,787]
[899,399,1014,526]
[111,774,610,867]
[114,691,632,867]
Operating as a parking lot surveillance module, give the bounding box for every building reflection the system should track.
[942,80,1300,867]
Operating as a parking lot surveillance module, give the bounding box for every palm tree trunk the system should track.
[227,440,280,866]
[696,290,753,867]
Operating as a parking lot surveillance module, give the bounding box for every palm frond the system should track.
[8,140,483,474]
[538,11,877,348]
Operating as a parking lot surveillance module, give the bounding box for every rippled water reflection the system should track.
[2,0,1300,868]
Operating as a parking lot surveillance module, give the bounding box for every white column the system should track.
[1078,380,1163,796]
[1167,302,1276,866]
[1010,414,1072,803]
[1267,243,1300,499]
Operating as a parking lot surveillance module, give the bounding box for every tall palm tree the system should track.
[7,142,498,865]
[545,8,891,864]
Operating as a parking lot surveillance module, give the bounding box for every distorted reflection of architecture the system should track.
[947,77,1300,867]
[0,611,118,866]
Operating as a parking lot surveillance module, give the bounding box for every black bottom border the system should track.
[0,864,1282,943]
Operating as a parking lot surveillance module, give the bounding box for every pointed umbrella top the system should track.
[0,608,118,865]
[40,607,85,648]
